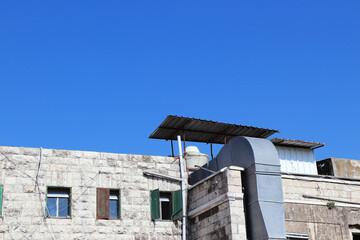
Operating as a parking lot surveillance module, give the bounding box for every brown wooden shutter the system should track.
[97,188,110,219]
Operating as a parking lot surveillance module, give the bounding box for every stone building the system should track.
[0,147,183,239]
[0,115,359,240]
[188,158,360,240]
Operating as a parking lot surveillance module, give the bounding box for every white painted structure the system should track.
[276,146,318,175]
[184,146,209,169]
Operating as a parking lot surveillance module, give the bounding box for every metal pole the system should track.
[210,143,213,160]
[177,135,186,240]
[171,140,174,157]
[183,133,186,152]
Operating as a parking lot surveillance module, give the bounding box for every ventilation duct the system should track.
[190,136,286,240]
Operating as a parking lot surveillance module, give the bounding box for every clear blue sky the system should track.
[1,1,359,161]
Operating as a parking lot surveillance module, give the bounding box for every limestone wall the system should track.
[282,174,360,240]
[187,167,246,240]
[0,146,182,240]
[4,144,360,240]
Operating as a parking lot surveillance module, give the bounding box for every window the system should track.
[97,188,121,219]
[46,187,71,218]
[0,185,3,217]
[353,233,360,240]
[150,189,182,221]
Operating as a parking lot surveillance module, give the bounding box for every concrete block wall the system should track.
[318,158,360,179]
[282,174,360,240]
[0,146,182,240]
[187,167,246,240]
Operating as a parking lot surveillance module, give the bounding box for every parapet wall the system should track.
[0,146,182,240]
[317,158,360,179]
[187,167,246,240]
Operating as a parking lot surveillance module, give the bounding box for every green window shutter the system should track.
[118,189,121,219]
[150,189,160,220]
[172,190,182,220]
[0,186,3,216]
[97,188,110,219]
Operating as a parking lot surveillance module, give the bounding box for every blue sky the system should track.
[1,1,359,160]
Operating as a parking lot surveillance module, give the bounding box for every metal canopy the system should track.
[149,115,279,144]
[271,138,324,149]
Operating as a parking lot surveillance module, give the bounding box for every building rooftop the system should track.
[149,115,279,144]
[271,138,324,149]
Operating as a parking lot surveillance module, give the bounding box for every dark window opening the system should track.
[150,189,182,221]
[353,233,360,240]
[160,192,172,220]
[109,190,120,219]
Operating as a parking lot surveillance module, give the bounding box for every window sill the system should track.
[96,218,122,220]
[153,219,173,222]
[46,217,72,219]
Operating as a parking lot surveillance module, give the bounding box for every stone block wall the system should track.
[187,167,246,240]
[282,174,360,240]
[0,146,182,240]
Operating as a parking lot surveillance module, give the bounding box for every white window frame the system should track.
[47,188,70,218]
[109,193,118,200]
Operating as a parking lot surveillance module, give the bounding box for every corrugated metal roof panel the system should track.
[271,138,324,149]
[149,115,279,144]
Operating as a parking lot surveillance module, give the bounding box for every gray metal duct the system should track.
[189,136,286,240]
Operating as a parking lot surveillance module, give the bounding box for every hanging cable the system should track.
[35,147,42,187]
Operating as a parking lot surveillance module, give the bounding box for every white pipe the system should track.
[177,135,186,240]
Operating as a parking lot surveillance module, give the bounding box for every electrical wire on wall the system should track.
[0,152,55,239]
[0,151,103,239]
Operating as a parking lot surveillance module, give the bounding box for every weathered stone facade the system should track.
[0,146,182,240]
[187,168,360,240]
[187,167,246,240]
[282,174,360,240]
[2,144,360,240]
